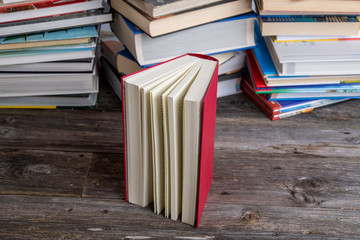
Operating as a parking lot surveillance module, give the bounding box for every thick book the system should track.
[111,13,255,66]
[0,43,96,66]
[111,0,252,37]
[0,93,98,108]
[258,16,360,36]
[264,34,360,76]
[217,50,246,75]
[241,76,349,120]
[0,70,98,97]
[0,10,112,37]
[124,0,224,18]
[246,49,360,94]
[0,0,104,24]
[256,0,360,15]
[0,58,95,72]
[121,53,218,227]
[273,31,360,43]
[251,24,360,86]
[0,25,98,43]
[217,70,242,98]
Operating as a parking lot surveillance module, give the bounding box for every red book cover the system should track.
[121,53,218,227]
[195,54,218,227]
[246,49,271,90]
[242,76,280,120]
[245,51,282,112]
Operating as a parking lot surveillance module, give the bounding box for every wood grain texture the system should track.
[0,150,92,197]
[82,153,125,199]
[0,80,359,239]
[1,195,360,239]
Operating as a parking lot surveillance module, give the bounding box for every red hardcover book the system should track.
[121,53,218,227]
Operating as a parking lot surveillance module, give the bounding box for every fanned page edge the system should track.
[121,53,204,203]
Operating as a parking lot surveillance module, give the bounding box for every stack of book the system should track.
[242,0,360,120]
[0,0,111,108]
[106,0,255,100]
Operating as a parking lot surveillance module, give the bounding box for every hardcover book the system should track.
[0,0,104,24]
[111,0,252,37]
[251,24,360,86]
[121,53,218,227]
[256,0,360,15]
[258,15,360,36]
[0,70,98,97]
[246,49,360,94]
[241,76,349,120]
[0,10,112,37]
[0,93,98,108]
[111,13,255,66]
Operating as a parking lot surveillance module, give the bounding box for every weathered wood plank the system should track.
[1,195,360,239]
[215,95,360,156]
[0,150,92,197]
[209,149,360,209]
[82,153,125,199]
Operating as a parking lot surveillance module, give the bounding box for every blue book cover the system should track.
[0,26,98,44]
[122,13,257,67]
[253,22,278,77]
[277,99,345,113]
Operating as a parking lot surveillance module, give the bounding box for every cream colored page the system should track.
[159,66,198,218]
[124,81,142,205]
[167,62,203,220]
[149,66,195,214]
[123,55,199,207]
[140,62,197,210]
[182,60,217,226]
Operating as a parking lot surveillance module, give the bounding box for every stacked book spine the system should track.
[0,0,112,108]
[242,0,360,120]
[105,0,256,100]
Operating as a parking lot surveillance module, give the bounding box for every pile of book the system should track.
[0,0,111,108]
[243,0,360,120]
[104,0,256,101]
[107,0,256,226]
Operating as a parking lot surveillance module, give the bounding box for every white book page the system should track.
[123,55,198,207]
[167,61,204,220]
[148,64,197,214]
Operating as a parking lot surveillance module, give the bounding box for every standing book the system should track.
[121,53,218,227]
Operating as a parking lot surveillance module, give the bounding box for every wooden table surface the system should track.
[1,79,359,239]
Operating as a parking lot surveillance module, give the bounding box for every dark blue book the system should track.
[111,13,256,67]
